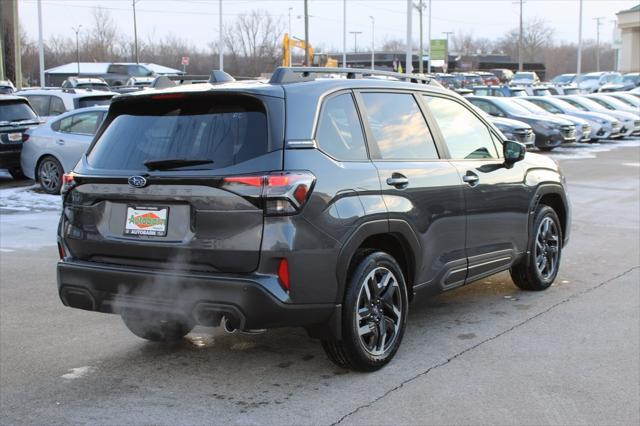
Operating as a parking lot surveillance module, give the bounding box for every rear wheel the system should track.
[121,310,194,342]
[510,205,562,291]
[37,156,63,194]
[322,251,408,371]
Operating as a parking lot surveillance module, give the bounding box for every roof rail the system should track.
[269,66,438,86]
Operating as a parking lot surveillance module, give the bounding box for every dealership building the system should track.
[617,4,640,72]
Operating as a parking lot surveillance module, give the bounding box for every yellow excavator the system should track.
[282,33,338,68]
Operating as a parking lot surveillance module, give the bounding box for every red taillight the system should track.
[61,172,77,195]
[57,241,65,260]
[278,258,290,292]
[222,171,315,216]
[150,93,186,100]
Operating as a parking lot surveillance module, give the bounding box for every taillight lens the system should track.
[61,172,77,195]
[222,171,315,216]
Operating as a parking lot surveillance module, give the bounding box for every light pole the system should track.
[414,0,426,74]
[288,7,293,67]
[342,0,347,67]
[349,31,362,53]
[443,31,453,72]
[427,0,432,73]
[132,0,139,64]
[304,0,309,66]
[37,0,45,86]
[405,0,412,74]
[369,16,375,70]
[594,17,604,72]
[517,0,524,71]
[576,0,582,89]
[219,0,223,70]
[72,25,82,76]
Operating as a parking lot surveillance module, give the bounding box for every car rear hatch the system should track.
[0,99,39,151]
[61,91,285,273]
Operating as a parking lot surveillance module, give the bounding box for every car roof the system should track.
[0,94,29,103]
[16,88,116,98]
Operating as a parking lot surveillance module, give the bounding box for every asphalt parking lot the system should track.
[1,140,639,425]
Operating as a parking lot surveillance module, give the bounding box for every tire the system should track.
[322,251,409,371]
[538,147,554,152]
[8,167,25,180]
[37,156,63,194]
[510,205,562,291]
[121,310,194,342]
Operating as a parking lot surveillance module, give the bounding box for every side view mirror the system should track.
[503,140,526,167]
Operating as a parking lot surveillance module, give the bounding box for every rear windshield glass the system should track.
[87,95,268,172]
[0,101,38,123]
[77,96,113,108]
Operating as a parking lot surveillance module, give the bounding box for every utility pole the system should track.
[427,0,432,73]
[443,31,453,73]
[304,0,309,66]
[405,0,412,74]
[342,0,347,67]
[518,0,524,71]
[37,0,45,86]
[132,0,139,63]
[594,16,604,72]
[72,25,82,77]
[12,0,22,89]
[219,0,223,70]
[414,0,426,74]
[369,16,375,70]
[349,31,362,53]
[576,0,582,89]
[288,7,293,67]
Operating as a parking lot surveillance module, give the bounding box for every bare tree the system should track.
[381,38,405,51]
[498,17,555,62]
[84,7,120,61]
[224,9,283,76]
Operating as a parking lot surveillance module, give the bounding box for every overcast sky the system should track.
[18,0,638,53]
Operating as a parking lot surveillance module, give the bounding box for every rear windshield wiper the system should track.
[143,159,214,171]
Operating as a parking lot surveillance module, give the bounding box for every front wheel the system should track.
[322,251,408,371]
[121,310,194,342]
[510,205,562,291]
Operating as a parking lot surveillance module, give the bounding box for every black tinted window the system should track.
[108,65,127,74]
[0,101,38,122]
[316,93,367,161]
[424,96,498,160]
[88,97,268,172]
[77,96,113,108]
[361,92,438,160]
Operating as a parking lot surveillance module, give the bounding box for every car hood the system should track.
[522,151,560,172]
[556,114,588,126]
[510,113,573,126]
[600,109,640,121]
[564,110,618,123]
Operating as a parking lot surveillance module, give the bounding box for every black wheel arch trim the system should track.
[528,183,570,247]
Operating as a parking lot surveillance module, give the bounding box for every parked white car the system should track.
[15,88,115,121]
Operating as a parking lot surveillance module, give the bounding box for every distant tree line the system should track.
[19,8,616,85]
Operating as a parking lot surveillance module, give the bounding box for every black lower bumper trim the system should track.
[57,261,337,330]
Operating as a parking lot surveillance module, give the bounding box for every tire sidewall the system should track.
[342,251,409,369]
[529,205,563,287]
[38,156,63,194]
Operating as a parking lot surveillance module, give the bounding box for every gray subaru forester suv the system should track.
[57,67,570,371]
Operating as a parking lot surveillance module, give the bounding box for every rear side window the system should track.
[24,95,50,116]
[361,92,439,160]
[87,96,268,172]
[55,111,103,135]
[316,93,367,161]
[50,96,66,115]
[424,96,498,160]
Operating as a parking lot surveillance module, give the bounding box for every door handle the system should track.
[56,139,65,145]
[463,172,479,186]
[386,173,409,189]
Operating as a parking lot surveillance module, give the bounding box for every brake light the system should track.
[61,172,77,195]
[278,258,291,292]
[150,93,186,100]
[222,171,315,216]
[57,242,65,260]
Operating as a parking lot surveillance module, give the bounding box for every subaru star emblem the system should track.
[128,176,148,188]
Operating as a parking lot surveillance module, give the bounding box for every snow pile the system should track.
[0,185,61,213]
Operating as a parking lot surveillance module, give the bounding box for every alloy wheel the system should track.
[39,159,61,192]
[535,217,560,280]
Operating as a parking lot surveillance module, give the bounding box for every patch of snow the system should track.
[547,138,640,160]
[61,366,96,380]
[0,184,61,213]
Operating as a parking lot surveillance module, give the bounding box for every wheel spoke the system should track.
[358,322,374,337]
[375,318,387,351]
[358,306,371,321]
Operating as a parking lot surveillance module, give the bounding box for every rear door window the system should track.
[315,93,367,161]
[360,92,439,160]
[55,111,104,135]
[87,96,268,172]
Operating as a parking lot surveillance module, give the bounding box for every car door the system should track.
[422,94,531,284]
[52,110,104,171]
[356,90,467,291]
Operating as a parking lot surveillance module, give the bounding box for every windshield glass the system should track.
[549,99,579,112]
[623,74,639,83]
[493,98,532,115]
[87,97,268,172]
[511,89,528,97]
[567,97,608,111]
[513,99,550,115]
[0,101,38,123]
[580,75,601,82]
[552,74,575,84]
[607,74,623,83]
[597,96,631,109]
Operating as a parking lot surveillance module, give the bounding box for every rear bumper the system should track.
[57,260,338,331]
